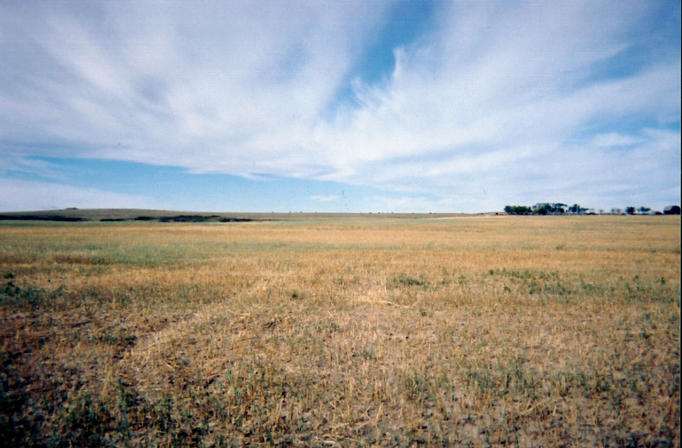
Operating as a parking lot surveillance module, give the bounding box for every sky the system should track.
[0,0,680,213]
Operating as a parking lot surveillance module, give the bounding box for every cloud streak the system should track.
[0,0,679,211]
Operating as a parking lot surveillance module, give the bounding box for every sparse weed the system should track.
[394,274,428,287]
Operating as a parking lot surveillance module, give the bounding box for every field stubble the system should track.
[0,216,679,446]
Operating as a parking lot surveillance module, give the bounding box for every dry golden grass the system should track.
[0,216,679,447]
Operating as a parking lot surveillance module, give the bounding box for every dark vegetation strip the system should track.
[0,214,252,223]
[0,215,89,222]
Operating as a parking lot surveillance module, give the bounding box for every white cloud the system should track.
[0,0,679,211]
[0,156,66,181]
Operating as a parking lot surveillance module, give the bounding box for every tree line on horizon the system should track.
[503,203,681,216]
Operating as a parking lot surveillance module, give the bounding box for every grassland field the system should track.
[0,215,679,447]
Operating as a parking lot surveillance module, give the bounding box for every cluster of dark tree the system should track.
[503,203,582,215]
[662,205,681,215]
[623,205,680,215]
[503,205,533,215]
[504,203,681,216]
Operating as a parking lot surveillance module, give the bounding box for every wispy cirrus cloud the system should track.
[0,0,679,211]
[592,133,645,147]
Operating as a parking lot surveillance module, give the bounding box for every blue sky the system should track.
[0,0,679,212]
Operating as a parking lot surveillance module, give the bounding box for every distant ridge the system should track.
[0,208,472,222]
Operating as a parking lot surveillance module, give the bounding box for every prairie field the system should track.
[0,215,679,447]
